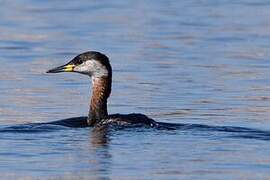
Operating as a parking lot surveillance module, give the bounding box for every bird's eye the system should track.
[77,59,83,64]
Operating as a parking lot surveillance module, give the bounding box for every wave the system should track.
[1,117,270,141]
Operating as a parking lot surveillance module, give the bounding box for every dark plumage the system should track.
[47,51,156,127]
[70,51,112,70]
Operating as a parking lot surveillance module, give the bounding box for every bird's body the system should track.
[47,51,157,127]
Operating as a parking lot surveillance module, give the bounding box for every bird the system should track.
[47,51,157,128]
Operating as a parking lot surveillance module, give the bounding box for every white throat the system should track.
[74,59,109,78]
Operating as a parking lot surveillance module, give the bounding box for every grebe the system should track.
[47,51,157,127]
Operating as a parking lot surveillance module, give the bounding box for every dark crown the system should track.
[71,51,111,69]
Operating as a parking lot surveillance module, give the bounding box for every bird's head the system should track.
[47,51,112,78]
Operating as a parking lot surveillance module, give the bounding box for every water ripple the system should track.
[1,119,270,141]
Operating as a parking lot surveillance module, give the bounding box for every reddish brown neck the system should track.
[87,76,111,126]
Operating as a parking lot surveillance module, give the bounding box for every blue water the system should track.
[0,0,270,179]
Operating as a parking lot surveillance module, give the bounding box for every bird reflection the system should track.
[87,125,113,178]
[91,125,109,148]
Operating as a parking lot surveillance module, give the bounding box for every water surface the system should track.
[0,0,270,179]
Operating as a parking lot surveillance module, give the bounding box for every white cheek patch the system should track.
[74,60,108,77]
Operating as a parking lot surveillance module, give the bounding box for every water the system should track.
[0,0,270,179]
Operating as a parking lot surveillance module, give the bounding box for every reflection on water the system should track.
[91,125,109,147]
[1,0,270,179]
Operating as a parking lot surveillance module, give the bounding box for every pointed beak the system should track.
[46,64,75,73]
